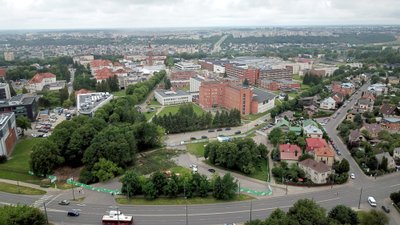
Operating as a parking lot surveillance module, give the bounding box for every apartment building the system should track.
[0,112,18,156]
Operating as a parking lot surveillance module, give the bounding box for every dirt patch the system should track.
[53,166,83,181]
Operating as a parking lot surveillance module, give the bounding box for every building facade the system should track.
[154,90,192,106]
[299,159,332,184]
[0,83,11,100]
[0,113,18,156]
[27,73,57,92]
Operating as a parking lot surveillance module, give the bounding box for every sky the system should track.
[0,0,399,30]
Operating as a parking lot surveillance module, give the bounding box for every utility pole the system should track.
[249,200,253,222]
[43,202,48,225]
[358,187,363,209]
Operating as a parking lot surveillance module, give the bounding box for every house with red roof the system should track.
[306,138,328,152]
[314,147,335,166]
[95,68,114,82]
[0,68,7,78]
[279,144,302,163]
[75,89,92,96]
[90,59,113,75]
[27,73,57,92]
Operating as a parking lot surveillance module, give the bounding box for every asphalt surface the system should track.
[1,81,400,225]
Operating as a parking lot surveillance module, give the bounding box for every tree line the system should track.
[204,138,268,175]
[302,73,323,86]
[152,105,241,134]
[0,205,46,225]
[125,70,166,101]
[121,170,238,200]
[245,199,388,225]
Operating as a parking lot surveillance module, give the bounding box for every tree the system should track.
[0,205,46,225]
[30,139,64,176]
[22,87,28,94]
[287,199,326,225]
[390,190,400,205]
[379,156,388,171]
[16,116,31,135]
[336,159,350,174]
[328,205,359,225]
[354,114,363,127]
[59,86,69,105]
[142,180,157,200]
[213,173,237,200]
[164,177,179,198]
[121,170,142,198]
[269,128,284,146]
[164,77,172,90]
[92,158,123,182]
[359,209,389,225]
[265,208,298,225]
[151,171,167,196]
[66,124,97,166]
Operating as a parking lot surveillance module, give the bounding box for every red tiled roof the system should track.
[28,73,56,84]
[314,147,335,158]
[95,68,114,81]
[306,138,328,152]
[380,104,397,115]
[279,144,302,161]
[90,59,112,68]
[0,68,6,77]
[75,89,92,96]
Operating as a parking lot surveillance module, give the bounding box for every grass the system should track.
[115,194,253,205]
[0,182,46,195]
[187,142,207,157]
[132,149,180,175]
[112,90,126,97]
[301,84,311,90]
[0,138,42,184]
[144,110,158,121]
[243,111,270,121]
[147,99,161,106]
[293,74,303,81]
[158,104,205,117]
[169,166,193,177]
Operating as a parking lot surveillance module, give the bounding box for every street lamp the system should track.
[43,202,48,225]
[249,200,253,222]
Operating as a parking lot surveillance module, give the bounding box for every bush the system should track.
[0,155,7,164]
[79,168,98,184]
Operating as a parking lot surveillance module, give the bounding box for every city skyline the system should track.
[1,0,400,30]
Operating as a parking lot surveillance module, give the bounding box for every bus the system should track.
[102,214,133,225]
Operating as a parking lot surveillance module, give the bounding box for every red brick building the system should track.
[260,79,300,91]
[225,63,260,85]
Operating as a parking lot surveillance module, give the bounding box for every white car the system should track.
[350,173,355,179]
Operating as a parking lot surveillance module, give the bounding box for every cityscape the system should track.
[0,1,400,225]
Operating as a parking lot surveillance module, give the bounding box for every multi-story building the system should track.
[260,66,293,80]
[225,63,260,85]
[0,112,18,156]
[299,159,332,184]
[0,94,38,121]
[198,59,227,73]
[27,73,57,92]
[0,83,11,100]
[4,52,15,61]
[77,92,113,117]
[189,76,205,93]
[199,81,275,115]
[73,55,95,66]
[260,79,300,91]
[154,90,192,106]
[175,62,201,71]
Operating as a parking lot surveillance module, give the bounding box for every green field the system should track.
[187,142,208,157]
[112,90,126,97]
[0,182,46,195]
[293,74,303,81]
[148,99,161,106]
[144,110,158,121]
[132,149,180,175]
[158,104,205,117]
[115,194,253,205]
[243,111,270,121]
[0,138,42,184]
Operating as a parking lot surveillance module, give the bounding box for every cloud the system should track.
[0,0,399,29]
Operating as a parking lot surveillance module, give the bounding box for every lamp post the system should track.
[358,187,363,209]
[249,200,253,222]
[43,202,48,225]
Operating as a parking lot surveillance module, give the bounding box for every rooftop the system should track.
[251,88,276,103]
[155,89,190,98]
[28,73,56,84]
[299,158,331,173]
[77,92,113,114]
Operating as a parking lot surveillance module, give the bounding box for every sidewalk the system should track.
[0,178,58,193]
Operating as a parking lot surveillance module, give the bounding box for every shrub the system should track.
[0,155,7,164]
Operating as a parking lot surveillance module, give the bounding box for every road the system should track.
[211,35,228,53]
[68,68,76,95]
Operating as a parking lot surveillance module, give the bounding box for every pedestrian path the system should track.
[32,194,53,207]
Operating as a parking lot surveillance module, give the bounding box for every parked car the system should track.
[381,205,390,213]
[208,168,216,173]
[67,209,79,216]
[225,127,231,130]
[208,129,215,132]
[190,137,196,140]
[216,128,223,131]
[58,200,70,205]
[350,173,355,179]
[38,128,49,133]
[201,136,208,139]
[234,131,241,135]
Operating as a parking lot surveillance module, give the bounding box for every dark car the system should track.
[190,137,196,140]
[208,129,215,132]
[38,128,49,133]
[234,131,241,135]
[58,200,70,205]
[225,127,231,130]
[201,136,208,139]
[216,128,223,131]
[67,209,80,217]
[381,205,390,213]
[208,168,216,173]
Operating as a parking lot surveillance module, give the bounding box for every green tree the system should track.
[142,180,157,200]
[164,177,179,198]
[16,116,31,135]
[379,156,388,171]
[59,86,69,105]
[66,124,97,166]
[265,208,298,225]
[22,87,29,94]
[92,158,123,182]
[164,77,172,90]
[151,171,167,196]
[0,205,46,225]
[359,210,389,225]
[336,159,350,174]
[287,199,327,225]
[328,205,359,225]
[269,128,284,146]
[213,173,237,200]
[121,170,142,198]
[30,139,64,176]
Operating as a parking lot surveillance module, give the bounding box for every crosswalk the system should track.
[32,194,53,208]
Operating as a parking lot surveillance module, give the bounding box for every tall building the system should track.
[0,112,18,156]
[224,63,260,85]
[260,66,293,80]
[0,83,11,100]
[175,62,201,71]
[3,52,15,61]
[0,94,38,121]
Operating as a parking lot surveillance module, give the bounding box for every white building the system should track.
[368,83,388,96]
[4,52,15,61]
[175,62,201,71]
[0,112,18,156]
[27,73,57,92]
[190,76,205,92]
[299,159,332,184]
[252,88,276,114]
[303,125,323,138]
[154,90,192,106]
[73,55,94,66]
[0,83,11,100]
[77,92,113,117]
[320,97,336,110]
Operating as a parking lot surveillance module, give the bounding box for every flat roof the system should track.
[252,88,277,102]
[155,89,190,97]
[78,92,113,113]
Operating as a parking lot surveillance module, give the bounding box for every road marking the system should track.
[32,194,53,208]
[389,184,400,188]
[47,193,62,205]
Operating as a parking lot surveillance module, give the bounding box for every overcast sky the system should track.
[1,0,399,30]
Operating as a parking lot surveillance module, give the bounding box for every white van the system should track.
[367,196,377,207]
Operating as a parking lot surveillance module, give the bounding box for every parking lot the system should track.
[29,108,75,138]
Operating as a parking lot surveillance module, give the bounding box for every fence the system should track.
[66,178,121,195]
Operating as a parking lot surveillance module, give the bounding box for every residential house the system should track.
[381,117,400,131]
[299,159,332,184]
[346,109,362,122]
[375,152,396,170]
[275,111,295,123]
[368,83,387,96]
[314,147,335,166]
[332,93,344,105]
[393,148,400,159]
[299,95,320,107]
[380,104,397,117]
[274,119,302,135]
[357,99,374,112]
[304,105,318,117]
[361,91,376,102]
[360,123,383,139]
[27,72,57,92]
[387,76,400,85]
[348,129,367,146]
[303,125,323,138]
[306,138,328,152]
[279,144,302,163]
[302,119,318,128]
[320,97,336,110]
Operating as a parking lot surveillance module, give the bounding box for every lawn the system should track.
[148,99,161,106]
[243,111,270,121]
[301,84,311,90]
[0,182,46,195]
[115,194,253,205]
[112,90,126,97]
[158,104,205,117]
[144,110,158,121]
[132,149,180,175]
[0,138,42,184]
[187,142,208,157]
[293,74,303,81]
